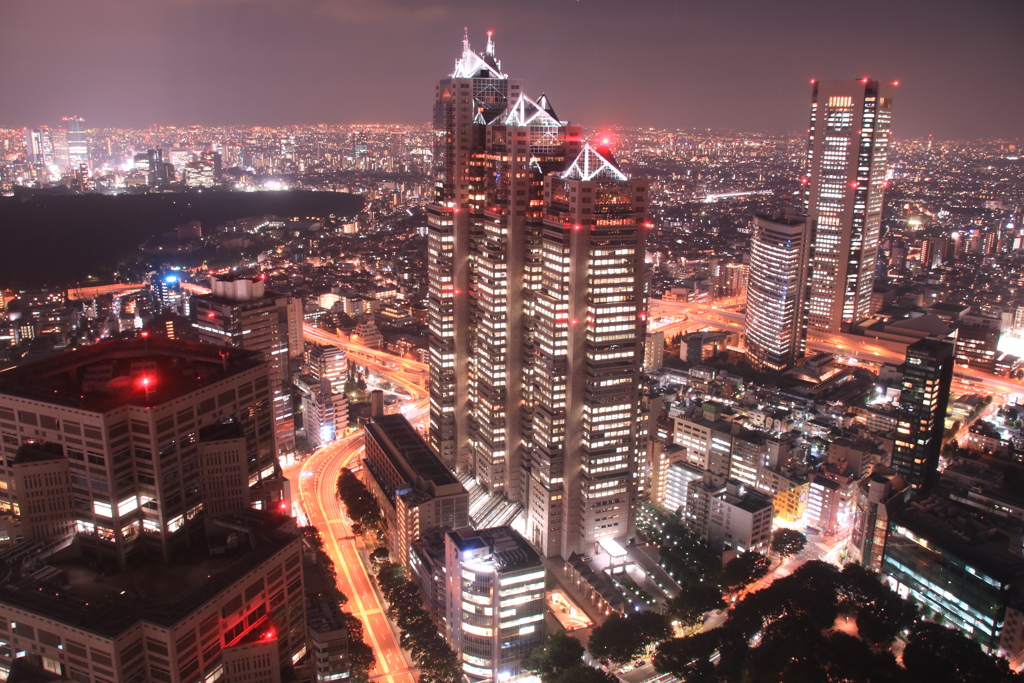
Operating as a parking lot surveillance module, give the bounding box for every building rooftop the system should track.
[891,496,1024,585]
[448,526,540,573]
[0,511,298,638]
[0,337,264,412]
[365,414,460,489]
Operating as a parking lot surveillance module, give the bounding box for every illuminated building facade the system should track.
[427,33,646,559]
[192,275,297,456]
[62,115,90,169]
[426,30,520,471]
[523,147,647,558]
[0,511,307,683]
[891,337,954,490]
[0,338,285,569]
[363,414,469,570]
[745,214,810,371]
[804,80,894,334]
[23,127,53,165]
[883,499,1024,652]
[445,526,544,682]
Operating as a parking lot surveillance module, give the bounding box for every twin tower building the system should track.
[425,32,896,559]
[425,31,649,559]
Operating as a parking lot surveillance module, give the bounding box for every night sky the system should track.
[1,0,1020,139]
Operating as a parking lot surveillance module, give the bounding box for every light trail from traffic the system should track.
[294,325,431,683]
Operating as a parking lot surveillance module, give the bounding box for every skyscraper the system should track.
[891,337,954,490]
[524,146,648,558]
[427,32,647,558]
[23,126,53,165]
[803,79,894,334]
[192,275,298,457]
[745,214,811,371]
[62,115,90,169]
[427,29,522,471]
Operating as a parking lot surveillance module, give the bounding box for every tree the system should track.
[720,552,770,592]
[770,528,808,558]
[550,664,619,683]
[337,468,380,527]
[654,631,723,678]
[588,611,671,665]
[523,630,586,680]
[344,614,375,683]
[663,583,725,630]
[902,622,1020,683]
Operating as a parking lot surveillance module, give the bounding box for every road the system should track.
[293,328,429,683]
[649,297,1024,399]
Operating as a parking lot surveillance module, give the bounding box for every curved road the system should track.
[296,326,429,683]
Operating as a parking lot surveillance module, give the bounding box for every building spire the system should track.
[463,26,470,53]
[486,30,495,56]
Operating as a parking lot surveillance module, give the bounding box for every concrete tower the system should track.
[804,79,894,334]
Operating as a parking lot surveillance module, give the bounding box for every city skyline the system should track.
[1,0,1022,140]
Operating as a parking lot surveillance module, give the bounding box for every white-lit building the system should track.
[804,79,894,334]
[745,215,810,371]
[445,526,545,682]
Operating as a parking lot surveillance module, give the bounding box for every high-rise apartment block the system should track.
[193,275,298,456]
[891,337,954,490]
[804,79,894,334]
[445,526,545,682]
[745,215,810,371]
[427,32,648,558]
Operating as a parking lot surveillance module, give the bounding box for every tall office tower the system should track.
[891,337,954,490]
[445,526,545,682]
[524,146,647,558]
[427,30,521,471]
[803,79,894,334]
[745,214,811,371]
[62,115,90,169]
[427,32,646,559]
[0,338,284,567]
[193,275,297,456]
[23,126,53,164]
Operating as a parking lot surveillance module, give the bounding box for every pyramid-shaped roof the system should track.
[562,143,628,182]
[451,29,506,79]
[498,93,562,127]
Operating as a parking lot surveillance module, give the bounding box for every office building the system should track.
[0,338,285,568]
[363,413,469,569]
[0,511,307,683]
[848,468,909,571]
[644,330,665,371]
[427,32,647,559]
[445,526,545,682]
[61,115,90,169]
[707,480,774,556]
[804,79,894,333]
[672,415,733,478]
[883,497,1024,652]
[308,344,348,395]
[745,214,810,371]
[302,388,348,448]
[955,313,1002,373]
[193,275,298,456]
[891,337,954,490]
[23,127,53,165]
[426,29,522,470]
